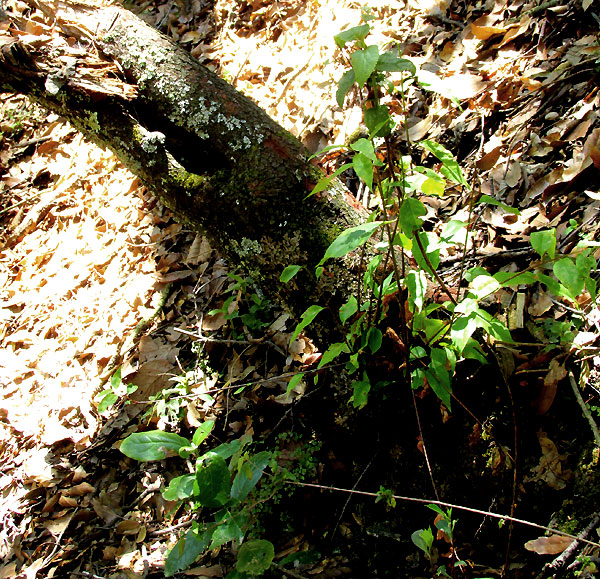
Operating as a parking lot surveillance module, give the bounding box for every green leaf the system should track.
[340,295,358,324]
[351,371,371,409]
[477,194,520,214]
[493,271,538,287]
[554,258,585,298]
[399,197,427,236]
[420,140,469,188]
[376,52,416,74]
[210,511,247,549]
[421,177,445,196]
[318,342,350,369]
[450,314,478,354]
[440,220,469,247]
[351,45,379,87]
[211,439,245,461]
[284,372,304,394]
[334,24,370,48]
[306,163,353,199]
[406,269,427,312]
[411,231,440,275]
[411,528,433,556]
[364,105,392,138]
[120,431,191,462]
[96,391,118,413]
[317,221,383,268]
[110,367,122,389]
[192,420,215,448]
[164,527,213,577]
[236,540,275,575]
[289,305,325,346]
[530,229,556,260]
[350,138,377,162]
[536,272,563,295]
[469,274,501,299]
[195,455,231,508]
[476,310,514,343]
[336,69,356,109]
[352,152,374,191]
[231,451,270,501]
[368,327,383,354]
[427,347,453,409]
[280,265,302,283]
[163,474,196,501]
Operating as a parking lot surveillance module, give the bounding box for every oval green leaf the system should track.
[236,539,275,575]
[351,45,379,87]
[195,455,231,508]
[280,265,302,283]
[120,431,191,462]
[317,221,383,268]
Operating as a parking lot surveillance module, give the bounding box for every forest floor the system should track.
[1,0,600,577]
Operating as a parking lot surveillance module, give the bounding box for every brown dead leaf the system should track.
[42,512,74,539]
[533,359,567,415]
[64,481,96,496]
[524,534,573,555]
[92,492,122,525]
[527,431,572,490]
[116,518,141,535]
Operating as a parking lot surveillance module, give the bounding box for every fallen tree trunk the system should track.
[0,0,369,342]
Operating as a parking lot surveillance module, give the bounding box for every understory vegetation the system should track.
[112,8,600,578]
[3,1,600,578]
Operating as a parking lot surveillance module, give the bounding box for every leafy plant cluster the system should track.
[209,272,274,338]
[283,7,598,413]
[118,420,322,576]
[120,421,274,577]
[111,9,600,577]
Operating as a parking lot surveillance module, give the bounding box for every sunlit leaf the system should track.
[554,258,584,298]
[336,69,356,109]
[353,152,373,191]
[334,24,370,48]
[399,197,426,236]
[286,372,305,394]
[318,342,350,369]
[351,45,379,87]
[192,420,215,447]
[350,138,377,162]
[339,295,358,324]
[164,527,213,577]
[376,52,416,74]
[477,194,520,214]
[210,511,246,549]
[406,270,427,312]
[420,140,469,188]
[120,431,191,462]
[231,451,270,501]
[289,305,325,345]
[317,221,383,268]
[530,229,556,260]
[162,474,196,501]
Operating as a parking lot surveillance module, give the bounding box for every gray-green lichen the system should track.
[234,237,263,257]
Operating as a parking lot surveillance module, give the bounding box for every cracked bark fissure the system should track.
[0,0,372,343]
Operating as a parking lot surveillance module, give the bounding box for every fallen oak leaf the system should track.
[524,534,573,555]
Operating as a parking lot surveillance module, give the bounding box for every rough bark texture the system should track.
[0,0,370,342]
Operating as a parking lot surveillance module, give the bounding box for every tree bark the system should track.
[0,0,370,343]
